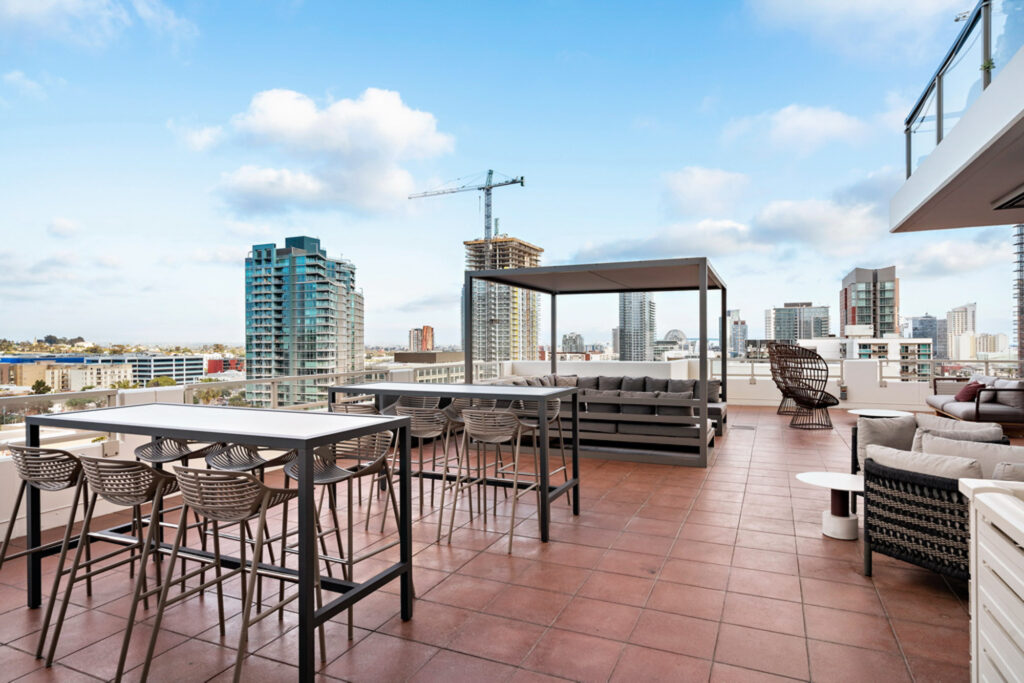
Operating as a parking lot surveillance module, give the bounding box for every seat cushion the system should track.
[583,389,620,413]
[856,415,917,471]
[910,426,1003,452]
[621,376,646,391]
[941,401,1024,423]
[866,444,982,479]
[925,394,957,411]
[921,434,1024,478]
[916,413,1002,433]
[620,390,655,415]
[707,402,726,418]
[577,376,599,390]
[645,377,668,393]
[656,391,692,416]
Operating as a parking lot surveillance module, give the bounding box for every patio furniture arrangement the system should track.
[463,257,726,468]
[330,381,580,542]
[775,344,839,430]
[21,404,413,682]
[926,374,1024,428]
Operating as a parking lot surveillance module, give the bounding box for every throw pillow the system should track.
[915,413,1002,433]
[865,445,982,479]
[970,374,998,403]
[954,381,985,402]
[856,415,918,471]
[656,391,693,416]
[707,380,722,402]
[511,378,529,386]
[993,462,1024,482]
[620,390,656,415]
[910,425,1003,452]
[597,376,623,391]
[554,375,578,387]
[538,375,554,387]
[920,434,1024,478]
[583,389,620,413]
[525,377,543,387]
[621,376,646,392]
[644,377,668,393]
[576,376,599,390]
[994,378,1024,409]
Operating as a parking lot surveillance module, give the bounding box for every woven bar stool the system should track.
[395,405,449,515]
[381,394,440,415]
[283,432,399,638]
[510,398,569,499]
[331,401,380,506]
[39,456,177,666]
[128,467,315,683]
[0,446,91,595]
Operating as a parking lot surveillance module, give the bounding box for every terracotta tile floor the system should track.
[0,407,978,681]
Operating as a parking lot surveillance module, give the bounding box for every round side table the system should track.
[795,472,864,540]
[847,409,913,419]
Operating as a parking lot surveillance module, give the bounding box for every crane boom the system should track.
[407,173,524,199]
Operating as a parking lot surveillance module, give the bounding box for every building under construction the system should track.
[464,235,543,364]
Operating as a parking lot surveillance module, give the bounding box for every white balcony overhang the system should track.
[891,45,1024,233]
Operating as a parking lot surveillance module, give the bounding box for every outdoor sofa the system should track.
[925,374,1024,427]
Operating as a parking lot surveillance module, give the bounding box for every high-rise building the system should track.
[464,235,542,364]
[561,332,585,353]
[947,303,977,338]
[765,302,830,342]
[729,319,748,358]
[245,236,364,407]
[935,318,948,359]
[611,327,620,355]
[408,328,422,352]
[839,266,899,337]
[619,292,656,361]
[909,314,946,359]
[977,333,1009,354]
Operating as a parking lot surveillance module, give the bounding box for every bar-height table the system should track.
[23,403,413,681]
[330,382,580,540]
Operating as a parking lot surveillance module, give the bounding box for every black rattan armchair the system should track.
[766,341,797,415]
[776,345,839,430]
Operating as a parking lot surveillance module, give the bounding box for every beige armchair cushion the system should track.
[866,445,982,479]
[856,415,917,470]
[910,426,1003,452]
[920,434,1024,478]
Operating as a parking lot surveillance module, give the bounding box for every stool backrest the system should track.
[397,395,440,409]
[327,430,394,478]
[511,398,561,418]
[332,402,379,415]
[395,406,448,435]
[173,466,266,522]
[462,409,519,441]
[78,455,175,507]
[7,446,81,491]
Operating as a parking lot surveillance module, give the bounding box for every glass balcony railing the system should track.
[905,0,1024,177]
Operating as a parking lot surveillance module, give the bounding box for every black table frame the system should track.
[23,404,413,682]
[330,382,580,540]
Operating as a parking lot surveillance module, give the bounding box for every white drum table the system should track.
[847,409,913,419]
[795,472,865,540]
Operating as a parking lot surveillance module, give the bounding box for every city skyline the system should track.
[1,1,1016,346]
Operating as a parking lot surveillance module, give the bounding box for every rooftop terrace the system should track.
[0,406,982,681]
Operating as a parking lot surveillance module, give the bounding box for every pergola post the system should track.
[721,283,728,402]
[464,272,474,384]
[550,294,558,374]
[698,259,708,467]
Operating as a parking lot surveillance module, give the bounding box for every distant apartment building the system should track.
[88,354,204,385]
[719,310,748,358]
[561,332,585,353]
[611,327,620,355]
[245,236,365,407]
[619,292,656,361]
[464,235,542,364]
[1,361,133,391]
[801,326,933,379]
[978,332,1010,354]
[206,357,244,374]
[908,314,948,359]
[407,325,435,352]
[765,302,830,342]
[946,303,977,358]
[839,266,899,337]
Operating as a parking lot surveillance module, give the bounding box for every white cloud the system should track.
[47,217,79,238]
[190,245,248,266]
[571,218,770,262]
[96,254,122,268]
[748,0,966,60]
[898,230,1011,278]
[2,69,43,97]
[0,0,194,47]
[224,220,273,239]
[663,167,749,217]
[753,198,883,256]
[167,120,223,151]
[724,104,869,155]
[217,87,454,213]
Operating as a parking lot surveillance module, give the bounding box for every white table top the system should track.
[796,472,864,492]
[847,409,914,418]
[335,382,576,400]
[25,403,404,449]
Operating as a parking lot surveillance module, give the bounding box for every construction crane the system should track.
[409,170,524,266]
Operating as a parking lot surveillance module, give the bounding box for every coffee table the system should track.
[795,472,864,540]
[848,408,913,419]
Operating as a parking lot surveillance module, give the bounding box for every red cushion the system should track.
[954,381,985,402]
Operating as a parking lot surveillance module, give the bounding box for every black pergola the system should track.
[464,257,728,464]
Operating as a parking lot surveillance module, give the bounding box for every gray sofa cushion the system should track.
[620,376,645,391]
[577,376,599,390]
[916,413,1002,433]
[598,376,623,390]
[645,377,668,393]
[554,375,578,387]
[994,378,1024,409]
[866,444,982,479]
[941,401,1024,423]
[993,462,1024,481]
[583,389,620,413]
[538,375,554,386]
[706,380,722,402]
[856,415,917,470]
[525,377,543,386]
[971,374,998,403]
[911,426,1003,452]
[926,394,956,411]
[656,391,693,416]
[707,402,727,418]
[511,377,528,386]
[667,379,695,394]
[920,434,1024,478]
[620,390,655,415]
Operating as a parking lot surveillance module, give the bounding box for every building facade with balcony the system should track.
[765,302,830,342]
[245,236,365,407]
[618,292,656,361]
[840,267,899,338]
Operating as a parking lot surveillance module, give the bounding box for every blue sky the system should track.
[0,0,1013,346]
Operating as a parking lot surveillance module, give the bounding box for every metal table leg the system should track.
[537,401,550,542]
[296,443,315,681]
[25,422,41,608]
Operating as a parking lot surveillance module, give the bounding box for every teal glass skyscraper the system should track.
[245,236,364,407]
